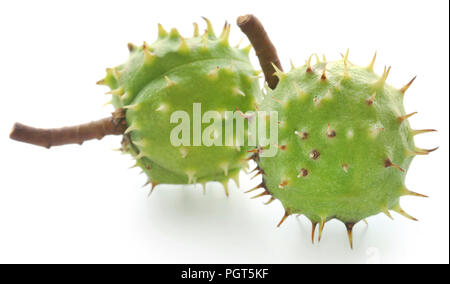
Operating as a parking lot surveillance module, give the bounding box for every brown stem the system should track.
[10,109,127,148]
[237,14,283,89]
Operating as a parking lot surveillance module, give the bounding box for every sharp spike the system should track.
[264,197,275,205]
[343,60,350,78]
[250,169,263,180]
[247,148,263,154]
[106,87,125,96]
[96,78,106,85]
[251,190,269,199]
[111,68,120,81]
[143,42,156,64]
[254,70,262,76]
[119,91,131,103]
[124,124,138,134]
[311,222,318,244]
[178,36,190,53]
[312,53,320,64]
[366,92,377,105]
[193,22,199,37]
[363,219,368,225]
[242,155,256,163]
[398,112,418,123]
[294,130,308,140]
[230,174,240,188]
[367,51,377,71]
[400,76,417,94]
[384,158,405,172]
[245,182,265,193]
[157,23,168,38]
[271,62,286,80]
[342,163,349,173]
[179,147,188,158]
[224,63,234,74]
[406,149,422,157]
[220,162,229,177]
[297,168,308,178]
[164,75,175,87]
[414,146,439,155]
[233,87,246,97]
[207,66,219,80]
[169,28,180,39]
[345,223,355,249]
[122,103,139,110]
[248,75,262,82]
[382,208,394,220]
[242,44,252,54]
[322,89,332,101]
[219,23,231,45]
[249,165,259,174]
[278,179,288,189]
[132,140,147,148]
[274,144,287,151]
[147,182,159,197]
[306,55,313,73]
[321,64,327,81]
[370,127,385,138]
[277,210,290,227]
[222,181,229,197]
[392,204,418,221]
[135,152,146,160]
[201,17,215,37]
[343,49,350,62]
[334,78,343,90]
[290,59,296,70]
[201,31,208,50]
[219,21,228,37]
[411,129,437,136]
[403,187,428,198]
[391,163,405,172]
[235,38,243,48]
[326,124,337,138]
[155,103,168,112]
[292,81,306,98]
[186,170,196,184]
[376,65,391,87]
[309,149,321,160]
[318,218,326,242]
[127,42,137,52]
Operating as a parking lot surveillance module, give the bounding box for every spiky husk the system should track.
[255,52,435,247]
[99,20,261,189]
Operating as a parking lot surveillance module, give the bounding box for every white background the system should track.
[0,0,448,264]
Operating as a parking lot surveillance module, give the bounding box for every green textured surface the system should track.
[259,56,421,223]
[100,21,261,185]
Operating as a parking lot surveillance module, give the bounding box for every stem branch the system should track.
[237,14,283,89]
[10,109,127,148]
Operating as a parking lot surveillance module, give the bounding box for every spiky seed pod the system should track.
[99,19,261,190]
[256,52,437,248]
